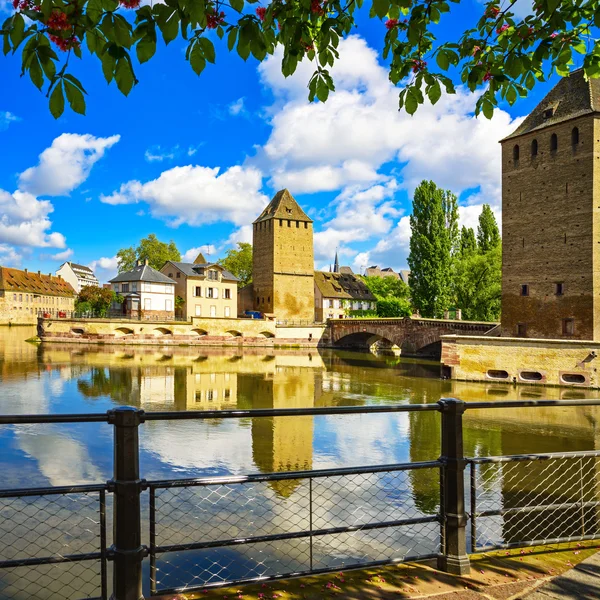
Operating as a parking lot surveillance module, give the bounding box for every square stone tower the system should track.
[252,189,315,321]
[501,69,600,339]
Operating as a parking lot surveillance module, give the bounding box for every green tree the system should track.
[408,180,458,318]
[362,275,412,317]
[76,285,118,316]
[459,226,477,257]
[3,0,599,119]
[376,297,412,318]
[117,234,181,272]
[218,242,252,286]
[453,244,501,321]
[477,204,501,253]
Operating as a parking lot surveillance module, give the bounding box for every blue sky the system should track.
[0,0,574,282]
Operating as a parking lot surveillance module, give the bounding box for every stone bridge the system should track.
[328,317,498,356]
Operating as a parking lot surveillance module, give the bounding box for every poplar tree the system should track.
[477,204,501,253]
[459,226,477,257]
[408,180,458,318]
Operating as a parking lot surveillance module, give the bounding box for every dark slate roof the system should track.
[254,189,312,224]
[314,271,376,301]
[109,264,174,284]
[0,267,75,297]
[68,262,94,274]
[165,261,239,282]
[503,69,600,141]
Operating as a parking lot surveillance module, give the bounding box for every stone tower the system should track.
[501,69,600,340]
[252,189,315,320]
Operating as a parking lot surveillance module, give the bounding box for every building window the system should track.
[563,318,575,336]
[168,273,173,278]
[144,298,151,310]
[572,127,579,146]
[225,306,230,317]
[531,139,538,156]
[19,294,22,301]
[304,222,308,229]
[550,133,558,152]
[520,284,529,296]
[513,145,519,161]
[224,289,231,299]
[132,282,137,292]
[517,323,527,337]
[122,283,129,293]
[210,305,216,317]
[176,272,180,278]
[328,299,334,308]
[555,282,564,296]
[207,288,215,298]
[194,286,202,297]
[287,220,291,227]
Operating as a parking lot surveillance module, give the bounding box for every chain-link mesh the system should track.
[469,453,600,552]
[149,466,440,594]
[0,489,107,600]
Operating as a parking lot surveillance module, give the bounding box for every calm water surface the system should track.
[1,326,600,598]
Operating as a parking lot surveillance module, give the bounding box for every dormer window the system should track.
[543,107,554,119]
[286,207,292,214]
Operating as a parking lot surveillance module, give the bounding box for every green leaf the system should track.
[316,76,329,102]
[87,0,104,25]
[436,50,449,70]
[64,78,86,114]
[230,0,244,12]
[136,34,156,63]
[29,57,43,90]
[101,49,116,83]
[49,82,64,119]
[372,0,389,19]
[9,14,25,48]
[159,10,179,44]
[227,27,238,51]
[113,14,132,48]
[64,73,88,94]
[199,37,215,63]
[115,57,135,95]
[189,42,206,75]
[482,98,493,119]
[405,88,418,115]
[38,52,56,80]
[506,84,517,105]
[427,80,441,105]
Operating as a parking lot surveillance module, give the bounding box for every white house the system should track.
[56,262,99,294]
[109,260,175,320]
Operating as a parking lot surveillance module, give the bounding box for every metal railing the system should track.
[2,399,600,599]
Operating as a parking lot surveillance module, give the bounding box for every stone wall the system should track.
[501,114,599,339]
[441,334,600,388]
[38,316,328,347]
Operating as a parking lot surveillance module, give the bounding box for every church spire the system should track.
[333,250,339,273]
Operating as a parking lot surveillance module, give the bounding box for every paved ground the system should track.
[153,542,600,599]
[522,551,600,600]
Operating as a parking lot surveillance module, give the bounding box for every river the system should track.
[1,326,599,598]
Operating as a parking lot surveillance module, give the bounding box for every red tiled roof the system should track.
[0,267,76,297]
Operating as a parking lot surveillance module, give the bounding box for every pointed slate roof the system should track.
[503,69,600,141]
[333,251,339,273]
[254,189,312,224]
[109,263,174,284]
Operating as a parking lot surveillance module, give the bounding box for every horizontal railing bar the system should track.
[153,516,440,554]
[0,551,104,569]
[466,399,600,409]
[475,533,600,553]
[0,484,108,498]
[148,460,441,489]
[0,413,108,425]
[144,404,440,420]
[469,450,600,464]
[155,553,441,595]
[474,500,600,518]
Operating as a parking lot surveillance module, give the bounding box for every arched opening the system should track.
[191,328,208,336]
[561,373,586,384]
[550,133,558,152]
[225,330,243,337]
[71,328,85,336]
[154,327,173,336]
[531,139,538,157]
[520,370,543,381]
[259,331,275,338]
[487,369,509,380]
[512,144,520,161]
[571,127,580,146]
[114,327,134,337]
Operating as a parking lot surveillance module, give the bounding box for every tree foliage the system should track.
[3,0,600,118]
[452,244,501,321]
[477,203,501,253]
[76,284,118,315]
[376,296,412,318]
[408,180,458,318]
[362,275,412,317]
[116,233,181,272]
[217,242,252,286]
[458,225,477,257]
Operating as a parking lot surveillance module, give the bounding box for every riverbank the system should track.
[152,542,600,600]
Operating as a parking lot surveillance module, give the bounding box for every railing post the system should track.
[437,398,470,575]
[108,407,146,600]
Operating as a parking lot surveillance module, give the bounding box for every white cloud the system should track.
[0,110,20,131]
[145,145,178,162]
[228,97,246,116]
[0,244,22,267]
[50,248,73,261]
[19,133,120,196]
[226,225,253,246]
[88,256,119,284]
[182,245,218,263]
[101,165,268,227]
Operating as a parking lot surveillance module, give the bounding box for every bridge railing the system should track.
[2,399,600,599]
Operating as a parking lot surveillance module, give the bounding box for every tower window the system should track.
[288,220,291,227]
[563,318,575,336]
[296,221,300,227]
[304,222,308,229]
[517,323,527,337]
[531,139,538,156]
[513,144,520,161]
[543,107,554,119]
[550,133,558,152]
[555,282,564,296]
[279,219,283,226]
[572,127,579,146]
[520,284,529,296]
